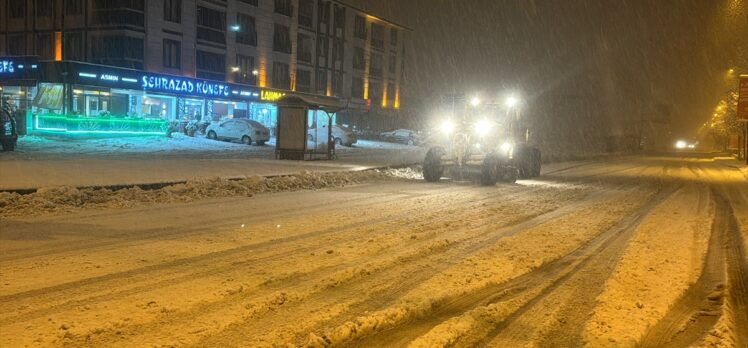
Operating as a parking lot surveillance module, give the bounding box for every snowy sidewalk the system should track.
[0,136,425,191]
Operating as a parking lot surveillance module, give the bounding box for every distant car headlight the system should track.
[675,140,687,149]
[440,120,455,135]
[500,141,513,154]
[474,119,491,136]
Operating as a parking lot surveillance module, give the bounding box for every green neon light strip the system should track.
[34,114,168,136]
[37,115,168,126]
[34,129,165,136]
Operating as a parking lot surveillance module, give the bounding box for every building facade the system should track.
[0,0,409,133]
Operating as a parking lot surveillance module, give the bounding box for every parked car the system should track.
[206,119,270,146]
[308,124,358,147]
[380,129,420,145]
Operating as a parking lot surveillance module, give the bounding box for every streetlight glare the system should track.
[505,95,519,108]
[470,97,482,107]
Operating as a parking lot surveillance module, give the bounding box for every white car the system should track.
[308,124,358,147]
[206,119,270,146]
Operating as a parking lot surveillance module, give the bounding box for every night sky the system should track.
[348,0,747,137]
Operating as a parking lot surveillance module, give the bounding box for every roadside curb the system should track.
[0,163,421,196]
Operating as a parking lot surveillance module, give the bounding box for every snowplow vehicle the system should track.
[423,116,541,185]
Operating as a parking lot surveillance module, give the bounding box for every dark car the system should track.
[380,129,420,145]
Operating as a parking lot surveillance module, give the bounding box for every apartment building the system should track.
[0,0,409,133]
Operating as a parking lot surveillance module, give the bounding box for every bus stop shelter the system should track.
[275,94,345,160]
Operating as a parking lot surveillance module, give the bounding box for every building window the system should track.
[369,81,381,104]
[352,77,364,99]
[164,0,181,23]
[296,69,311,93]
[317,69,327,92]
[332,39,344,63]
[65,0,83,15]
[236,13,257,46]
[354,15,367,40]
[6,35,26,55]
[9,0,26,18]
[36,34,54,59]
[388,54,396,74]
[333,6,345,34]
[371,23,384,50]
[239,0,258,5]
[297,34,312,63]
[196,50,226,80]
[353,47,365,70]
[63,32,83,61]
[390,29,398,46]
[272,62,290,89]
[298,0,314,29]
[318,2,330,25]
[317,35,328,58]
[370,53,383,78]
[163,39,181,69]
[273,24,291,54]
[387,82,395,102]
[90,35,144,69]
[36,0,52,17]
[331,72,343,95]
[274,0,292,17]
[197,6,226,45]
[234,54,255,84]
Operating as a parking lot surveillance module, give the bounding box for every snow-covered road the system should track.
[0,156,746,347]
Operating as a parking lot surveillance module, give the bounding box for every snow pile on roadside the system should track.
[582,186,713,347]
[0,168,416,218]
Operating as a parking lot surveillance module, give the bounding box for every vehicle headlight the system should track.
[675,140,687,149]
[474,119,491,136]
[440,120,455,135]
[500,141,513,154]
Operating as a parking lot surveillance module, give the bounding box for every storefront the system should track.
[1,58,340,137]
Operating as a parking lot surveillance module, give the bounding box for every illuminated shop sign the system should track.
[141,75,231,97]
[100,74,119,82]
[261,90,286,102]
[0,60,15,74]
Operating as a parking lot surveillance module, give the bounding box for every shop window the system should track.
[163,39,181,69]
[354,15,367,40]
[316,68,328,92]
[196,50,226,80]
[65,0,83,15]
[36,34,54,60]
[197,6,226,45]
[297,33,312,63]
[296,69,311,93]
[298,0,314,29]
[36,0,52,17]
[274,0,292,17]
[235,54,255,84]
[370,53,383,78]
[273,24,292,54]
[272,62,290,89]
[6,35,26,56]
[90,35,144,69]
[371,23,384,50]
[142,95,176,120]
[236,13,257,46]
[351,77,364,99]
[164,0,181,23]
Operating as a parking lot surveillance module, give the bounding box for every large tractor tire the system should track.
[423,147,446,182]
[515,147,532,179]
[481,153,500,186]
[499,167,519,184]
[531,148,542,177]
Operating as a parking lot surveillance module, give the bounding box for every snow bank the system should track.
[0,168,416,218]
